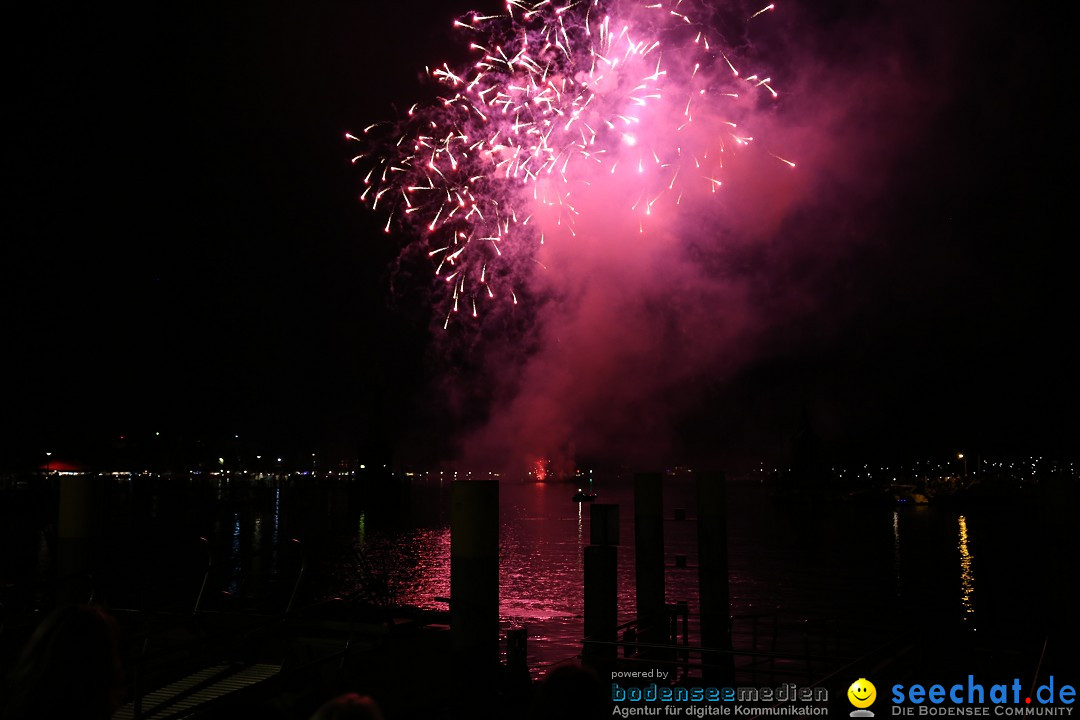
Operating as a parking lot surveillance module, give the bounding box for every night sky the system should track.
[4,0,1075,471]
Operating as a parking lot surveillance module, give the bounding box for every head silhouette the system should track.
[2,604,124,720]
[533,663,604,719]
[310,692,385,720]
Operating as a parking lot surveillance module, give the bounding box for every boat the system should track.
[572,478,597,502]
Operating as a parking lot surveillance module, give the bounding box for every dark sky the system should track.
[3,0,1075,471]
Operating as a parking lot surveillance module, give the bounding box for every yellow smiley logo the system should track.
[848,678,877,709]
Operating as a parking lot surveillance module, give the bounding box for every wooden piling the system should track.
[451,480,499,672]
[634,472,667,645]
[697,471,733,683]
[57,474,104,596]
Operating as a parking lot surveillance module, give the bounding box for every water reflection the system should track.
[353,483,588,623]
[576,501,584,574]
[577,501,583,545]
[957,515,976,626]
[228,512,241,594]
[380,528,451,606]
[892,510,902,595]
[36,530,50,576]
[23,474,1023,669]
[272,487,281,572]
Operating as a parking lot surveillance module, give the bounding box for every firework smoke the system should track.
[351,0,948,474]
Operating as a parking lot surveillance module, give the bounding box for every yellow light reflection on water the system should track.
[958,515,976,626]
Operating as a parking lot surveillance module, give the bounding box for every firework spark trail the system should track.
[349,0,791,328]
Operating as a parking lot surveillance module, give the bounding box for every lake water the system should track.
[1,471,1067,677]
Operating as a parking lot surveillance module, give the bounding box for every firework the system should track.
[349,0,790,328]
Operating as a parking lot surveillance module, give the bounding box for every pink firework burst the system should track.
[348,0,792,329]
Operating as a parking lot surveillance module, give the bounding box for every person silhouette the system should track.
[532,663,605,719]
[1,604,125,720]
[310,692,385,720]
